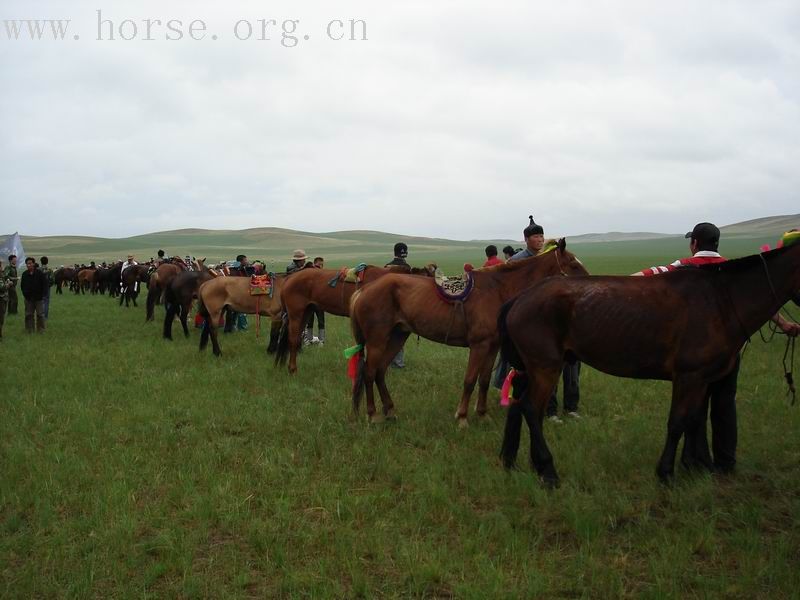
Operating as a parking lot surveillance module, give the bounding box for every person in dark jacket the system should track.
[385,243,409,367]
[385,243,409,268]
[20,257,48,333]
[4,254,19,315]
[0,258,11,339]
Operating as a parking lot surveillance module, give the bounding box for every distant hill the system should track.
[6,213,797,269]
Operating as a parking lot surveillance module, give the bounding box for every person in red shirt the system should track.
[482,245,504,267]
[633,222,799,473]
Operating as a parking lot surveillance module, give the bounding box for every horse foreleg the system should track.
[681,392,713,472]
[455,345,487,426]
[475,346,499,418]
[657,379,704,483]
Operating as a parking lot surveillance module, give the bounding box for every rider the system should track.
[633,222,800,473]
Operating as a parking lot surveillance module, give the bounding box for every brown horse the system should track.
[274,264,437,373]
[146,263,182,321]
[197,275,286,356]
[349,241,588,425]
[162,260,215,339]
[498,243,800,487]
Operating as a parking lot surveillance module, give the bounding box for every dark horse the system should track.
[274,263,437,374]
[349,241,588,425]
[146,262,184,321]
[163,261,215,339]
[120,265,151,307]
[498,243,800,487]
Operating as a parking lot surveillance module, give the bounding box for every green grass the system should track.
[2,252,800,598]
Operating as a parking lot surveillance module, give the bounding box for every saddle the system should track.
[249,273,275,297]
[434,269,474,303]
[329,263,368,287]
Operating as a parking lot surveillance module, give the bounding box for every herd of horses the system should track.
[61,241,800,487]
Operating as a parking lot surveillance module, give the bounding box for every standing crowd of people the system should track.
[1,254,53,339]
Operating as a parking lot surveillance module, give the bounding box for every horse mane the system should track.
[697,245,792,274]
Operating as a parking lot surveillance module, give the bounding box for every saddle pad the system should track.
[328,263,368,287]
[249,274,274,296]
[434,270,474,303]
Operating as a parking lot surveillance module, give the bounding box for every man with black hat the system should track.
[385,242,409,367]
[633,221,799,473]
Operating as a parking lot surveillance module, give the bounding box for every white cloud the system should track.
[1,0,798,239]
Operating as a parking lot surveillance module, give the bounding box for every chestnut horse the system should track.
[197,275,286,356]
[146,263,182,321]
[163,260,215,339]
[274,264,437,373]
[349,240,588,425]
[498,243,800,487]
[76,269,95,294]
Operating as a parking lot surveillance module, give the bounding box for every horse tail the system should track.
[163,283,178,340]
[498,297,524,370]
[273,310,290,366]
[349,290,367,414]
[146,276,159,321]
[198,297,211,351]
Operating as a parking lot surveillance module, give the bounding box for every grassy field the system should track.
[2,249,800,598]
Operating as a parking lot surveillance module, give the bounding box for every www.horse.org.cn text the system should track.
[2,11,369,47]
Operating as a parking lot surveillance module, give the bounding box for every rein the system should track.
[756,253,797,405]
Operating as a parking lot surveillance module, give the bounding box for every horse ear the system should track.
[558,238,567,252]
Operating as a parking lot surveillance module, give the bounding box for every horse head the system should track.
[556,238,589,277]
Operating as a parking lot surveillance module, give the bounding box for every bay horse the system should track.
[197,275,286,356]
[119,265,151,307]
[349,241,588,425]
[146,262,183,321]
[498,243,800,487]
[162,260,215,339]
[274,264,437,374]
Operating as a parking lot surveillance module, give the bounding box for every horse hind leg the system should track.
[524,367,561,487]
[374,329,409,421]
[180,301,190,337]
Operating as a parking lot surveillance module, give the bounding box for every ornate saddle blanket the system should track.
[434,269,474,303]
[249,273,275,297]
[329,263,368,287]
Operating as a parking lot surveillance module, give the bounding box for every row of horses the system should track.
[79,241,800,488]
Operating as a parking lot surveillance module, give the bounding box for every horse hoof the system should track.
[369,413,385,425]
[456,417,469,429]
[384,408,397,420]
[540,475,560,489]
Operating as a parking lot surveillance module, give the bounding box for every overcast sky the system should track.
[1,0,798,240]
